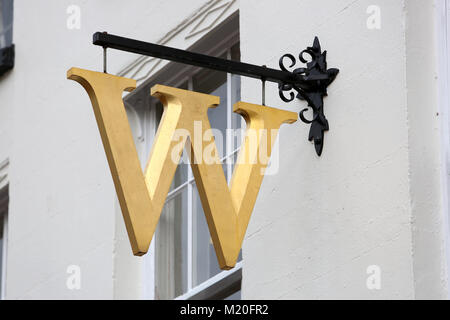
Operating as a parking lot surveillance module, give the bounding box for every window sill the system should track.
[175,261,243,300]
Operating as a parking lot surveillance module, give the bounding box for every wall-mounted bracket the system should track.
[92,32,339,156]
[279,38,339,156]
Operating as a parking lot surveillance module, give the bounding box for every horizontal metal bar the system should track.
[93,32,299,85]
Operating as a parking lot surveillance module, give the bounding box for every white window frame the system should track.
[160,42,242,300]
[163,47,241,299]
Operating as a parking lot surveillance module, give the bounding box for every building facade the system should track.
[0,0,450,299]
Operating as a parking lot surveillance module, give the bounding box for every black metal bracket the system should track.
[93,32,339,156]
[278,38,339,156]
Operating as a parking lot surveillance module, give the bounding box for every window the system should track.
[123,16,242,300]
[156,45,242,300]
[0,0,14,76]
[0,185,8,299]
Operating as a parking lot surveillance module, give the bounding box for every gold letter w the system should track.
[68,68,297,269]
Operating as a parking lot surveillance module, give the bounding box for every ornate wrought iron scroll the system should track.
[279,37,339,156]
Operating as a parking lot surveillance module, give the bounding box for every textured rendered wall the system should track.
[239,0,446,299]
[1,0,208,299]
[2,0,236,300]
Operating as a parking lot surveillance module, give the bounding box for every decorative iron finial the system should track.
[279,37,339,156]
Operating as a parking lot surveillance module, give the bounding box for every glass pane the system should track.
[231,74,243,153]
[154,81,189,191]
[230,152,239,173]
[155,188,188,299]
[231,75,241,129]
[192,183,222,286]
[170,159,188,192]
[194,69,227,159]
[230,43,243,151]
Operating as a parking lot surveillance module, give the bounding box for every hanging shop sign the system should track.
[67,33,339,270]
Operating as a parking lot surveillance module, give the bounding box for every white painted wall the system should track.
[240,0,448,299]
[0,0,448,299]
[406,0,449,299]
